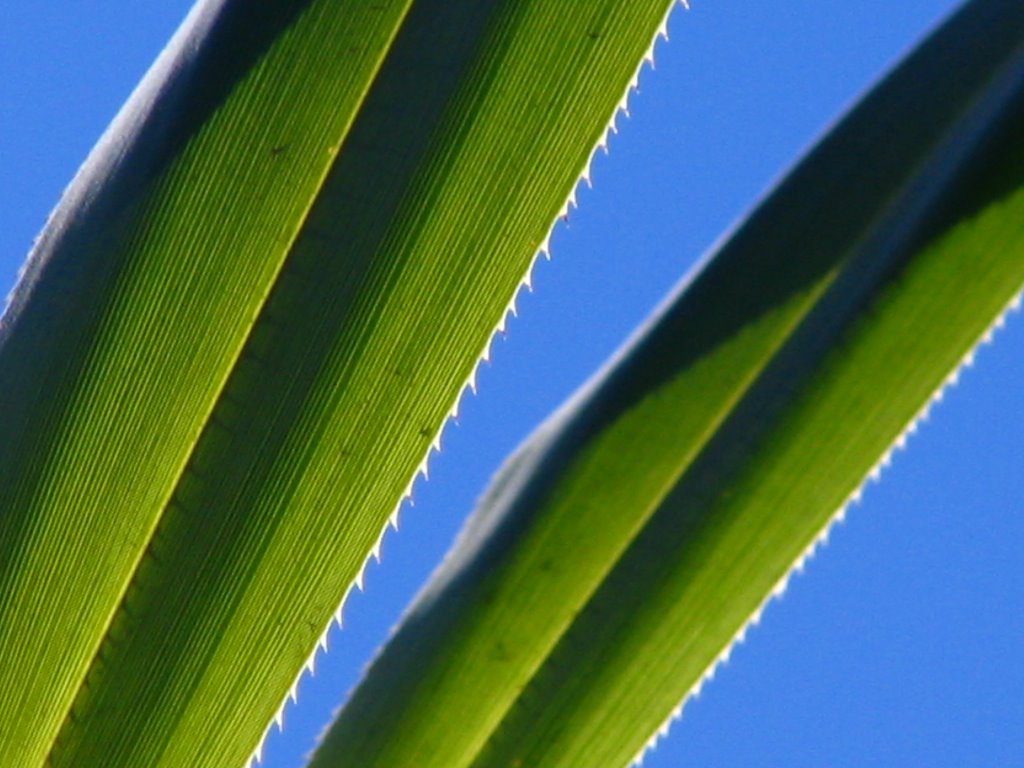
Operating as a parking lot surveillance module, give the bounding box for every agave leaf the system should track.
[0,0,677,765]
[311,2,1024,766]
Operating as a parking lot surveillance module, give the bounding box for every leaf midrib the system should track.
[40,3,413,761]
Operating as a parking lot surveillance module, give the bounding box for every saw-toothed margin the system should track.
[0,1,683,766]
[250,4,685,764]
[308,2,1024,767]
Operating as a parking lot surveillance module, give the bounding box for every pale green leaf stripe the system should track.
[0,2,411,764]
[312,2,1024,767]
[0,1,684,767]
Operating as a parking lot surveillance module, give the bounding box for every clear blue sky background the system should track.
[2,2,1022,766]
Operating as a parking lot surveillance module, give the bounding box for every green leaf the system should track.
[311,2,1024,766]
[0,1,676,765]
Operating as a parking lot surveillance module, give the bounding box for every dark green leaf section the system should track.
[30,1,680,767]
[313,3,1024,767]
[0,2,411,765]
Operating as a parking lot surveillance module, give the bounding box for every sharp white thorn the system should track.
[631,285,1024,767]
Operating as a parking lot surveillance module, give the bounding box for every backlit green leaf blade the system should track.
[312,2,1024,766]
[0,3,411,764]
[0,1,680,767]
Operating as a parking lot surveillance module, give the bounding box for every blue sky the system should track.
[2,2,1021,766]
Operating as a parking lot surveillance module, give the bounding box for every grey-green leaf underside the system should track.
[0,0,678,766]
[312,2,1024,766]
